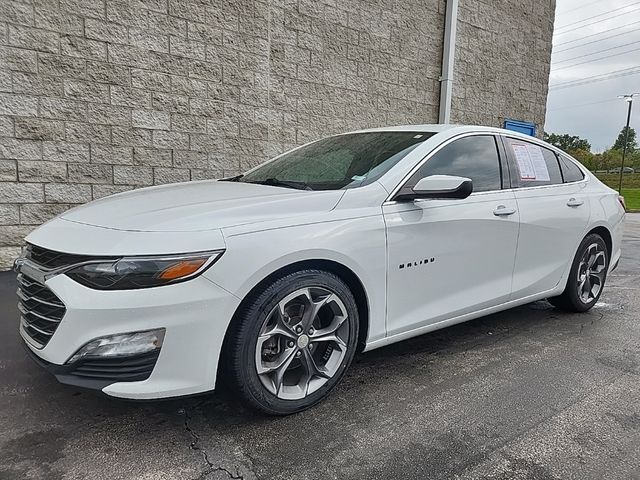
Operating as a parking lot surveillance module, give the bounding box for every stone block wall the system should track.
[451,0,554,131]
[0,0,553,268]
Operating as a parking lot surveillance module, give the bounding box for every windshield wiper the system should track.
[219,174,244,182]
[248,178,313,191]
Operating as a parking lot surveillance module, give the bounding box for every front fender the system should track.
[203,215,388,344]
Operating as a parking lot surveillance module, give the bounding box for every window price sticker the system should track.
[512,143,550,181]
[512,144,535,180]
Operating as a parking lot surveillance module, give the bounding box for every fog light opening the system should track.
[66,328,165,364]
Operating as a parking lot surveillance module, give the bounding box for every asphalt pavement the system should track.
[1,215,639,480]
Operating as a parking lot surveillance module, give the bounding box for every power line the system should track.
[549,66,640,90]
[553,20,640,52]
[550,69,640,90]
[554,5,640,35]
[553,46,640,72]
[551,66,640,87]
[547,98,618,112]
[555,1,640,30]
[553,39,640,65]
[555,19,640,47]
[556,0,606,15]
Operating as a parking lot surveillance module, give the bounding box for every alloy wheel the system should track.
[255,287,350,400]
[577,243,606,303]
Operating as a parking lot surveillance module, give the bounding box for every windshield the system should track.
[237,131,434,191]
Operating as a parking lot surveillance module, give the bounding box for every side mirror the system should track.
[395,175,473,201]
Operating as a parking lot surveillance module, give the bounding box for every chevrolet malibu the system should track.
[15,125,625,415]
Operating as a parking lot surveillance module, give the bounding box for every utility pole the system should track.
[617,94,637,193]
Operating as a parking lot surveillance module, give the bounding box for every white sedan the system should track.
[15,125,625,415]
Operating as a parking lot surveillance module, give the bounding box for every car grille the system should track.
[17,273,66,349]
[24,244,96,270]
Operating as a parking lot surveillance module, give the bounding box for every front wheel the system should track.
[223,270,359,415]
[548,233,609,312]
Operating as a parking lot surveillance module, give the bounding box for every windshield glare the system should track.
[239,131,434,191]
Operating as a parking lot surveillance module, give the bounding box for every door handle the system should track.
[493,205,516,216]
[567,198,584,207]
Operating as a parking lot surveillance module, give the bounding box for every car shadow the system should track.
[1,265,610,480]
[0,263,590,428]
[155,298,578,424]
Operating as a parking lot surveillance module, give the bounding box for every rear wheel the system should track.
[548,233,608,312]
[223,270,359,415]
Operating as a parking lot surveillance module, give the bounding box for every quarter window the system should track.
[505,138,563,187]
[413,135,502,193]
[559,155,585,183]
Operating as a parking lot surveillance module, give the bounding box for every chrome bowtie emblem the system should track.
[13,257,25,273]
[297,334,310,349]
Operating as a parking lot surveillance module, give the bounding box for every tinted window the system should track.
[559,155,585,183]
[506,138,563,187]
[414,135,502,193]
[239,131,434,191]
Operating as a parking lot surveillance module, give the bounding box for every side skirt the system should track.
[363,287,562,352]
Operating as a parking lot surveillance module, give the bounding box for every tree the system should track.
[591,153,604,172]
[628,150,640,170]
[611,126,638,153]
[570,148,595,170]
[600,149,622,171]
[543,132,591,152]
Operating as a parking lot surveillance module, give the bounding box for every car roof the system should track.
[343,123,564,153]
[346,124,522,136]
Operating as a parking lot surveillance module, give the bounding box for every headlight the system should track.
[65,250,224,290]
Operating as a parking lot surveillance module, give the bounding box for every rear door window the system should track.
[505,138,563,187]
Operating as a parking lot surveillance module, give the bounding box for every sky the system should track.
[545,0,640,152]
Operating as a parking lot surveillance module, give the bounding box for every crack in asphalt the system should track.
[180,406,244,480]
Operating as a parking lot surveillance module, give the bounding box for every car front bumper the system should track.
[19,272,241,400]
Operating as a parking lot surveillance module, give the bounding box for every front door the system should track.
[383,135,520,337]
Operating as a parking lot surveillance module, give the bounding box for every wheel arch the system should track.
[216,258,371,388]
[586,225,612,257]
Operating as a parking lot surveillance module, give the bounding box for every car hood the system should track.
[59,180,344,232]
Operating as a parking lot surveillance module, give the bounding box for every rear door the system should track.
[383,134,519,337]
[502,136,590,299]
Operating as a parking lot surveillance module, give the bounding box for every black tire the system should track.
[548,233,609,312]
[222,269,359,415]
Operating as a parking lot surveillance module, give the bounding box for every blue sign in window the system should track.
[503,119,536,137]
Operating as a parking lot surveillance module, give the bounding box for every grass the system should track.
[621,189,640,212]
[593,173,640,212]
[595,173,640,188]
